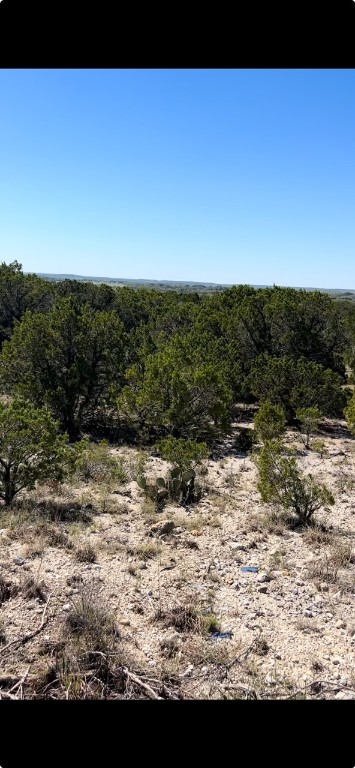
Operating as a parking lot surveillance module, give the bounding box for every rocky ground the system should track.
[1,416,355,699]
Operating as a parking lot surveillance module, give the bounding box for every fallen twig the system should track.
[8,665,31,695]
[122,667,164,700]
[0,595,50,657]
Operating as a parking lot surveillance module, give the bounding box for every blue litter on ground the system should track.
[240,566,259,573]
[211,631,233,640]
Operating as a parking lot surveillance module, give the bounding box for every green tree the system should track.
[119,339,232,442]
[0,261,54,346]
[249,354,347,420]
[255,440,334,525]
[0,399,74,505]
[296,406,322,449]
[254,400,286,443]
[0,298,126,439]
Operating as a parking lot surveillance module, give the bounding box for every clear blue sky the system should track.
[1,69,354,288]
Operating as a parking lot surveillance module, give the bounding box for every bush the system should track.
[254,400,286,444]
[74,440,127,484]
[157,437,209,471]
[0,398,75,506]
[296,406,322,449]
[255,440,335,525]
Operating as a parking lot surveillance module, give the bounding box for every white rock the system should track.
[257,573,271,583]
[335,620,346,629]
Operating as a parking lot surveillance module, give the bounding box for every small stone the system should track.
[313,597,324,606]
[121,619,130,626]
[14,556,25,565]
[257,573,271,583]
[148,660,156,666]
[62,603,71,611]
[265,675,277,685]
[257,585,268,593]
[335,620,346,629]
[332,657,342,665]
[150,520,175,537]
[304,610,313,618]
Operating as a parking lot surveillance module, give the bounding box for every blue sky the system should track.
[1,69,354,288]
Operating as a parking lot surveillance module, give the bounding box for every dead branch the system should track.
[0,596,50,657]
[122,667,164,700]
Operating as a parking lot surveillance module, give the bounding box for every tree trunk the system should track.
[3,463,15,505]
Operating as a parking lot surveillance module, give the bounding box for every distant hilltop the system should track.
[26,273,355,298]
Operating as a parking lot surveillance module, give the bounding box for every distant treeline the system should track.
[1,260,355,444]
[29,272,355,300]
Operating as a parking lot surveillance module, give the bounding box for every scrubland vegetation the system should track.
[1,261,355,699]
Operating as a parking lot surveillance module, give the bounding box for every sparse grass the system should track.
[249,510,288,536]
[183,635,235,667]
[24,537,46,559]
[141,499,157,524]
[311,439,328,458]
[224,471,240,488]
[173,567,190,588]
[200,613,221,636]
[295,619,322,634]
[335,470,355,495]
[131,541,162,561]
[0,576,17,604]
[123,450,148,482]
[66,573,84,587]
[66,592,117,644]
[155,603,200,633]
[35,590,123,697]
[74,440,128,485]
[268,547,288,570]
[303,524,333,549]
[307,541,353,585]
[95,492,122,515]
[21,576,48,602]
[75,544,97,563]
[155,601,220,637]
[159,634,181,658]
[114,502,131,515]
[254,636,270,656]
